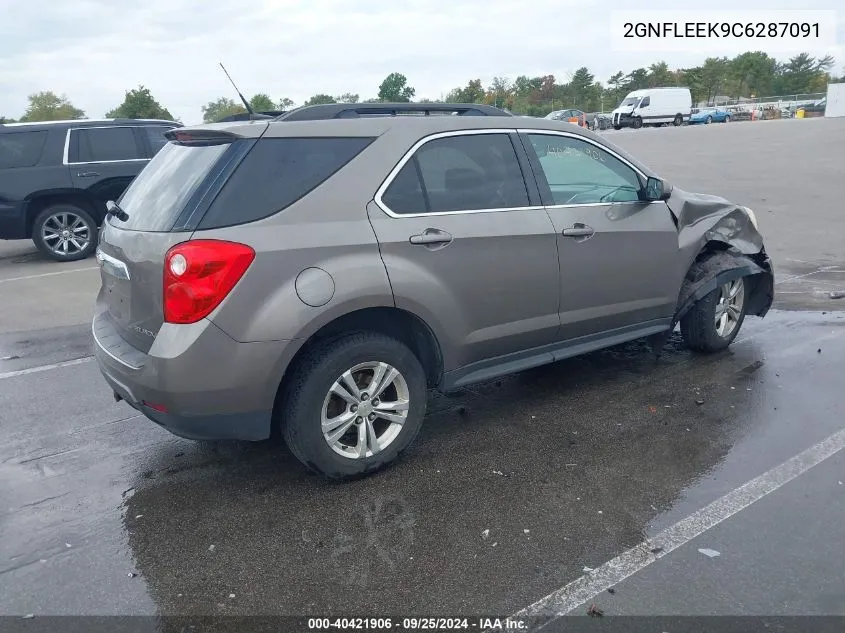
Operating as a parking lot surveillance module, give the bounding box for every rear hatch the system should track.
[95,130,252,353]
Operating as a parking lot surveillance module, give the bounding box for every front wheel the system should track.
[280,332,427,479]
[705,116,713,125]
[680,277,747,352]
[613,125,621,130]
[32,204,97,262]
[632,117,643,129]
[724,115,731,123]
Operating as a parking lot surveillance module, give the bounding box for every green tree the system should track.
[776,53,835,94]
[729,51,777,98]
[105,85,173,120]
[624,68,649,91]
[336,92,359,103]
[377,73,415,102]
[304,94,337,106]
[201,97,244,123]
[249,93,276,112]
[0,116,16,123]
[647,62,673,87]
[20,91,85,122]
[278,97,296,110]
[445,79,485,103]
[487,76,513,108]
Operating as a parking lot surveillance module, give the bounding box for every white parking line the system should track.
[512,426,845,622]
[0,267,98,284]
[0,356,94,380]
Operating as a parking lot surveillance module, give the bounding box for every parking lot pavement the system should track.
[0,118,844,623]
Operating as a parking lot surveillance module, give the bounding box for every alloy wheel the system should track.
[715,278,745,338]
[321,361,410,459]
[41,212,91,257]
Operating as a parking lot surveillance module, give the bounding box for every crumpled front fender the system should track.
[674,250,774,325]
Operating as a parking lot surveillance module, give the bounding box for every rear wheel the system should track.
[613,125,621,130]
[280,332,427,479]
[705,115,713,125]
[32,204,97,262]
[673,114,683,126]
[680,277,747,352]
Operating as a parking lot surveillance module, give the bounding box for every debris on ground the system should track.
[829,291,845,299]
[696,400,705,405]
[127,572,137,578]
[492,542,498,547]
[650,547,664,554]
[481,529,490,540]
[524,529,530,534]
[65,543,71,548]
[302,530,311,543]
[817,348,822,354]
[208,544,216,552]
[587,604,604,617]
[492,470,504,476]
[649,406,657,413]
[22,614,34,620]
[229,594,236,599]
[598,511,603,515]
[135,515,143,520]
[698,548,721,558]
[583,566,594,572]
[607,588,616,595]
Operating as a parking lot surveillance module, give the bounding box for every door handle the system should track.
[562,224,595,238]
[77,171,100,178]
[409,229,453,246]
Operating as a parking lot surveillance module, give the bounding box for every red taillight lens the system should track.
[163,240,255,324]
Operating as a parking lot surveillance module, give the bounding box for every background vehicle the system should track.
[0,118,181,261]
[611,87,692,129]
[689,107,732,125]
[544,109,587,127]
[725,106,752,121]
[93,103,773,479]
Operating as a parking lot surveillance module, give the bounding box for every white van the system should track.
[611,87,692,129]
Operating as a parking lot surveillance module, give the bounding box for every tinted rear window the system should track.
[70,127,143,163]
[197,137,375,230]
[0,130,48,169]
[111,140,230,232]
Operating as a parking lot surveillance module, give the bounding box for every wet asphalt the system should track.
[1,118,844,625]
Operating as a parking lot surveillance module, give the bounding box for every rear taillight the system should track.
[163,240,255,324]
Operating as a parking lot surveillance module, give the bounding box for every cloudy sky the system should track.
[1,0,842,124]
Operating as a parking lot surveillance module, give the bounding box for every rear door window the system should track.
[69,127,143,163]
[197,137,375,230]
[111,140,232,232]
[380,133,529,214]
[0,130,48,168]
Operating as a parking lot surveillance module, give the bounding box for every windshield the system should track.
[111,140,231,232]
[620,97,640,107]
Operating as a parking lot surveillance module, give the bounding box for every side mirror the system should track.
[644,177,671,201]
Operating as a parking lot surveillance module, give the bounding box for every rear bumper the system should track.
[93,310,292,441]
[0,199,28,240]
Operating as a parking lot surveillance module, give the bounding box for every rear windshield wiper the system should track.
[106,200,129,222]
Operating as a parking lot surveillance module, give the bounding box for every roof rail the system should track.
[275,103,513,121]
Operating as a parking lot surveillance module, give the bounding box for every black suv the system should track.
[0,118,181,261]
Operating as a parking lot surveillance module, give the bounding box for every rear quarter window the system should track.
[197,137,375,230]
[0,130,48,169]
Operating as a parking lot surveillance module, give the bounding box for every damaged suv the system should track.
[92,103,773,479]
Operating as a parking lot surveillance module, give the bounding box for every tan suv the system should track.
[93,103,773,479]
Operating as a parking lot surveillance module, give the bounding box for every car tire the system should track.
[632,117,643,129]
[613,125,621,131]
[673,115,683,126]
[32,204,98,262]
[280,331,427,479]
[724,115,731,123]
[680,277,748,353]
[705,116,713,124]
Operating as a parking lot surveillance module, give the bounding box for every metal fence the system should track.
[708,93,825,108]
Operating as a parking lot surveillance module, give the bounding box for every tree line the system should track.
[2,53,841,124]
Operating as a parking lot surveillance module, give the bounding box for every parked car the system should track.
[800,98,826,115]
[0,118,181,261]
[611,87,692,129]
[689,107,732,124]
[93,103,773,479]
[545,109,587,127]
[584,112,612,131]
[725,106,752,122]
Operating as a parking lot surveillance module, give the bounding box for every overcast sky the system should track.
[1,0,842,124]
